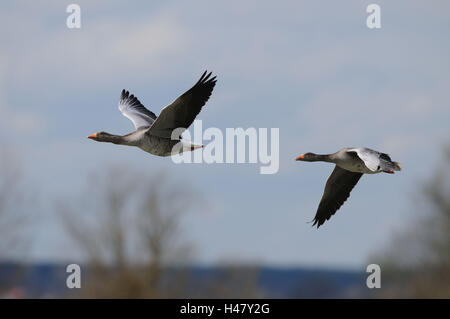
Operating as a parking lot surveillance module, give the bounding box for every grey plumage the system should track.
[88,71,216,157]
[118,90,157,129]
[296,147,401,228]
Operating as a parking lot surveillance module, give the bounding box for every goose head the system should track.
[87,131,114,142]
[296,152,318,162]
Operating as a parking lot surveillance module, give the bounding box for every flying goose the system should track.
[296,147,401,228]
[88,71,217,156]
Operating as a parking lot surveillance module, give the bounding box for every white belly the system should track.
[337,161,379,174]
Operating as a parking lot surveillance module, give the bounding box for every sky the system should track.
[0,1,449,269]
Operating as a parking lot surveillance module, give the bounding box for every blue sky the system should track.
[0,1,449,268]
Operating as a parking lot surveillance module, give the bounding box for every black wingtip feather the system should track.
[197,70,208,84]
[197,70,215,84]
[312,218,322,229]
[121,89,130,100]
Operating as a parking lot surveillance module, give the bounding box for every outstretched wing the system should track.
[147,71,217,139]
[118,90,157,129]
[312,166,363,228]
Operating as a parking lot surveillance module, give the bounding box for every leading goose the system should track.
[296,147,401,228]
[88,71,217,156]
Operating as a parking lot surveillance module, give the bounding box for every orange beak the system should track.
[296,154,305,161]
[87,133,98,139]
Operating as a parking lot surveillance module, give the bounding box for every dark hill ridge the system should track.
[0,263,372,298]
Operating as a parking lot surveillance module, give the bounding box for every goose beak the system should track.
[296,154,305,161]
[87,133,98,139]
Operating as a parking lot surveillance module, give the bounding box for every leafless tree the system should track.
[0,143,33,297]
[371,146,450,298]
[62,166,197,298]
[0,144,30,260]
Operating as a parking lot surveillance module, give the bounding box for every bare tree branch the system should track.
[61,166,197,298]
[371,146,450,298]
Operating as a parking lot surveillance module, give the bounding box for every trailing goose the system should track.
[88,71,217,156]
[296,147,401,228]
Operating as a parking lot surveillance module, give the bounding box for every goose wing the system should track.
[118,90,157,129]
[147,71,217,139]
[312,166,363,228]
[347,148,381,172]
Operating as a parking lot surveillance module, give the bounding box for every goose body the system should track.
[296,147,401,228]
[110,128,182,157]
[331,147,400,174]
[88,71,216,157]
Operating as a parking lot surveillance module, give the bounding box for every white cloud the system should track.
[0,57,45,136]
[4,8,190,90]
[6,112,45,134]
